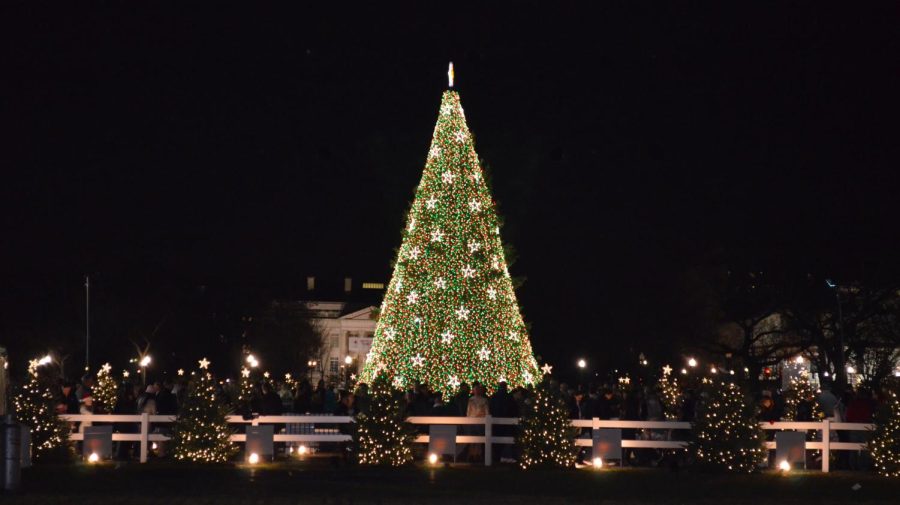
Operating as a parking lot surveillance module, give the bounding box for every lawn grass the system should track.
[8,459,900,504]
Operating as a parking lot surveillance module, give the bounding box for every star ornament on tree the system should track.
[407,291,420,304]
[100,363,112,374]
[448,375,461,389]
[441,171,455,184]
[662,365,673,376]
[411,354,425,367]
[541,363,553,375]
[478,347,491,361]
[434,277,447,289]
[440,330,455,344]
[426,196,438,209]
[468,199,482,212]
[454,130,467,143]
[461,264,476,278]
[383,327,397,340]
[430,229,445,242]
[455,306,470,320]
[407,247,421,260]
[241,367,250,378]
[467,241,481,253]
[487,287,497,300]
[198,358,211,370]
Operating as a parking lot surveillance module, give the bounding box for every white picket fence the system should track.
[60,414,873,472]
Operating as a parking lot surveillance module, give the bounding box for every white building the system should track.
[305,301,378,377]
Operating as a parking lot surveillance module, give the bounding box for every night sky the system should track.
[2,4,898,377]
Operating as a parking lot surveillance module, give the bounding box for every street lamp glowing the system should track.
[687,357,697,368]
[88,452,100,463]
[428,453,439,465]
[298,445,309,455]
[577,359,586,369]
[38,355,52,365]
[592,457,603,469]
[246,354,259,368]
[344,355,353,365]
[779,460,791,472]
[248,453,260,465]
[139,355,151,367]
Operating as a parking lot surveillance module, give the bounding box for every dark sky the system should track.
[2,3,899,376]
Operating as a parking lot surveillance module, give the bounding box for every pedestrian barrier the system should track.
[59,414,873,472]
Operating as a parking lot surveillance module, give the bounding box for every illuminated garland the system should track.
[690,379,765,473]
[92,363,119,414]
[870,392,900,477]
[359,87,539,394]
[13,362,69,460]
[171,359,237,463]
[355,376,415,466]
[518,380,578,469]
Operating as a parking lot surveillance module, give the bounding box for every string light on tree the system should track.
[519,380,578,469]
[171,359,236,463]
[690,380,765,472]
[870,392,900,476]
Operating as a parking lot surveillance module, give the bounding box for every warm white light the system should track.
[344,355,353,365]
[894,369,900,378]
[447,62,454,88]
[88,452,100,463]
[846,366,855,374]
[298,445,308,455]
[139,356,151,367]
[151,442,158,450]
[577,359,586,369]
[248,453,260,464]
[779,460,791,472]
[823,371,830,377]
[710,367,718,374]
[246,354,256,364]
[681,368,688,375]
[794,355,804,364]
[288,446,294,454]
[428,453,439,465]
[39,355,52,365]
[592,457,603,468]
[687,357,697,367]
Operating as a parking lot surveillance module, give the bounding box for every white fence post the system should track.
[484,415,492,466]
[822,419,831,473]
[139,413,150,463]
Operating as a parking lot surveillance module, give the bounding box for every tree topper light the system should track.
[448,62,454,88]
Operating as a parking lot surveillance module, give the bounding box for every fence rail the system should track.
[59,414,873,472]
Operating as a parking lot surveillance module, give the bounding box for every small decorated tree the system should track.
[171,359,236,462]
[236,366,255,415]
[92,363,119,414]
[870,392,900,477]
[13,361,69,461]
[783,373,822,422]
[657,366,681,420]
[518,380,578,469]
[355,375,415,466]
[690,379,765,472]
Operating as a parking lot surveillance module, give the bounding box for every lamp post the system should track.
[139,355,151,386]
[826,279,846,390]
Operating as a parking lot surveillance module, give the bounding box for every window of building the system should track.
[307,276,315,291]
[362,282,385,290]
[329,357,339,374]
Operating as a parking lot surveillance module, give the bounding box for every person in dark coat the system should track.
[260,383,283,415]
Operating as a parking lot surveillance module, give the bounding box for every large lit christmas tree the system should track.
[171,359,236,463]
[359,64,539,393]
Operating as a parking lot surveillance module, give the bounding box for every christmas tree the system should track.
[355,375,415,466]
[657,365,681,420]
[92,363,118,414]
[13,361,69,461]
[870,392,900,477]
[518,380,578,469]
[690,379,765,472]
[236,366,255,415]
[171,359,236,463]
[359,64,539,393]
